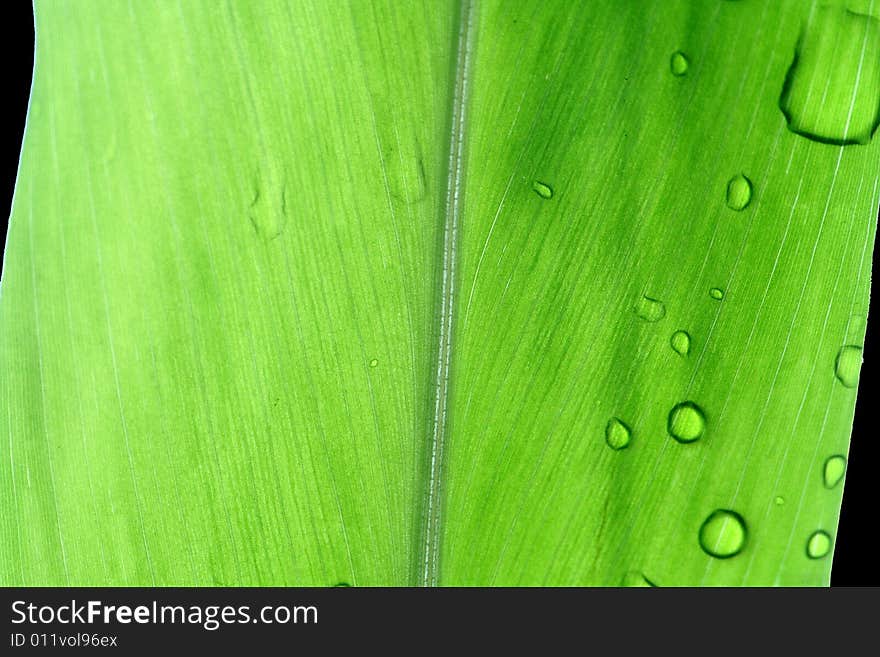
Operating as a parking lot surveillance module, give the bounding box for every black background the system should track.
[1,5,876,586]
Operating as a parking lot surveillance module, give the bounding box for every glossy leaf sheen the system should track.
[1,0,878,585]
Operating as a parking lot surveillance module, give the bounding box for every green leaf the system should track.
[2,0,878,586]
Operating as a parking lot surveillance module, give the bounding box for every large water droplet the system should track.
[667,401,706,443]
[670,51,689,76]
[834,345,863,388]
[806,530,832,559]
[699,509,747,559]
[621,571,657,587]
[823,455,847,489]
[532,180,553,199]
[248,171,287,239]
[779,7,880,145]
[671,330,691,356]
[726,174,753,210]
[634,295,666,322]
[709,287,724,300]
[605,418,632,450]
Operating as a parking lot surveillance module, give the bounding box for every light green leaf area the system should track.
[1,0,878,586]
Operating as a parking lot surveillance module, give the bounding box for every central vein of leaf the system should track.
[421,0,476,587]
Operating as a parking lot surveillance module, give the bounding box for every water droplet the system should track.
[670,51,689,76]
[823,455,847,489]
[774,496,785,506]
[834,345,863,388]
[605,418,632,450]
[369,358,379,368]
[333,582,351,587]
[248,171,287,239]
[671,330,691,356]
[667,401,706,443]
[621,571,657,587]
[699,509,747,559]
[532,180,553,199]
[806,530,832,559]
[726,174,753,210]
[779,7,880,145]
[709,287,724,300]
[634,295,666,322]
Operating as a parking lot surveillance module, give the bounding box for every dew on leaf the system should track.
[726,174,753,210]
[823,455,847,489]
[709,287,724,300]
[605,418,632,450]
[671,330,691,356]
[834,345,862,388]
[333,582,351,587]
[670,51,689,76]
[774,496,785,506]
[779,7,880,145]
[699,509,747,559]
[621,570,657,587]
[369,358,379,368]
[532,180,553,199]
[806,530,832,559]
[634,295,666,322]
[667,401,706,443]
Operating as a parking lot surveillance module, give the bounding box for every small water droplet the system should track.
[333,582,351,587]
[671,330,691,356]
[634,295,666,322]
[823,455,847,489]
[806,530,832,559]
[532,180,553,199]
[709,287,724,300]
[779,7,880,145]
[369,358,379,368]
[667,401,706,443]
[699,509,747,559]
[834,345,863,388]
[670,51,689,76]
[621,570,657,587]
[726,174,753,210]
[774,496,785,506]
[605,418,632,450]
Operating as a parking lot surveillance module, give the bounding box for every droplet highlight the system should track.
[667,401,706,443]
[779,7,880,145]
[726,174,753,210]
[634,295,666,322]
[823,455,847,489]
[774,496,785,506]
[532,180,553,199]
[709,287,724,300]
[834,345,862,388]
[605,418,632,451]
[806,530,832,559]
[671,330,691,356]
[699,509,747,559]
[670,51,689,76]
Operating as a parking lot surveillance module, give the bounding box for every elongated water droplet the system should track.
[532,180,553,199]
[634,295,666,322]
[333,582,351,587]
[667,401,706,443]
[834,345,862,388]
[671,330,691,356]
[806,530,832,559]
[699,509,747,559]
[621,571,657,587]
[369,358,379,368]
[780,7,880,145]
[823,455,847,489]
[709,287,724,300]
[605,418,632,450]
[670,51,689,76]
[726,174,753,210]
[248,171,287,239]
